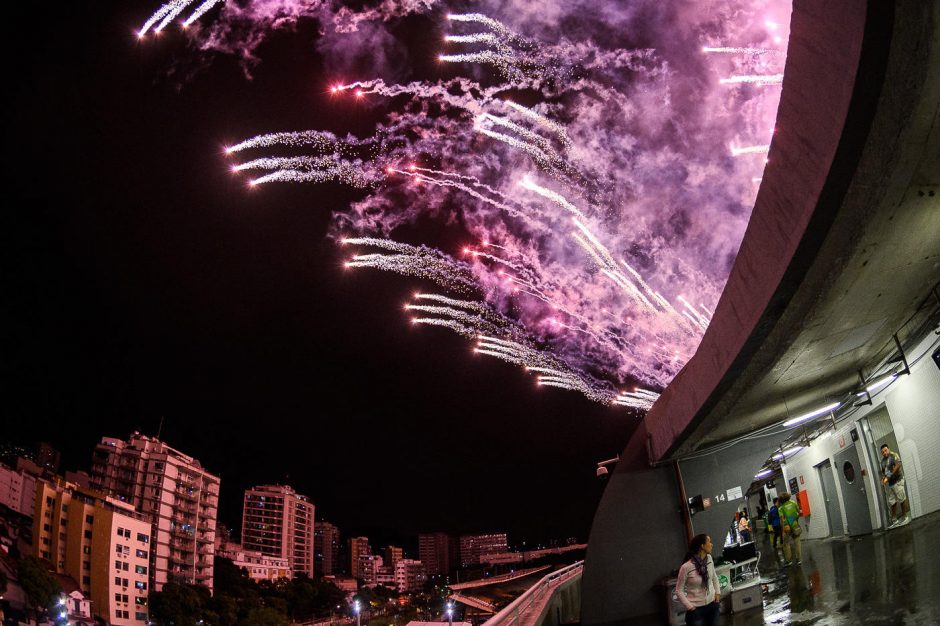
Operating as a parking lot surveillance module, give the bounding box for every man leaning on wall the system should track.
[881,444,910,528]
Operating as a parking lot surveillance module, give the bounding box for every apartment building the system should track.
[0,462,37,517]
[347,536,370,579]
[89,433,220,592]
[394,559,427,593]
[418,532,455,577]
[314,521,341,576]
[33,479,152,626]
[459,533,508,568]
[216,536,292,582]
[241,484,315,578]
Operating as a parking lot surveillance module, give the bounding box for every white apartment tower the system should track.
[242,484,316,578]
[89,433,220,592]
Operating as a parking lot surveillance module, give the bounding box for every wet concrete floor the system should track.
[726,509,940,625]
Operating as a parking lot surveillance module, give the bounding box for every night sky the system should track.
[4,2,633,550]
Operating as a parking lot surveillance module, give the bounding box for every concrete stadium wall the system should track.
[581,424,686,625]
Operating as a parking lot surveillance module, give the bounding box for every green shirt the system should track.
[779,500,801,526]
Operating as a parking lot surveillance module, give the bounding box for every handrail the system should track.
[483,561,583,626]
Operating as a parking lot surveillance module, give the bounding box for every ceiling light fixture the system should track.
[772,445,804,460]
[783,402,840,427]
[755,468,774,478]
[855,372,897,397]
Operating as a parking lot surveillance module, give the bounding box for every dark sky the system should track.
[4,2,634,551]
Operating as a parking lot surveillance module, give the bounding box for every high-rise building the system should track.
[32,479,152,626]
[314,521,341,576]
[384,545,403,567]
[394,559,427,593]
[418,532,455,577]
[89,433,220,592]
[242,484,316,578]
[459,533,508,568]
[347,536,370,579]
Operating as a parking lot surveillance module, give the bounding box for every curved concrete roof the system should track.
[647,0,940,461]
[582,1,938,621]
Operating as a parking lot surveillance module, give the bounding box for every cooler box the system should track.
[731,578,762,613]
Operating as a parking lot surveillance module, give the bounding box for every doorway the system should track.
[816,460,844,537]
[862,406,910,528]
[832,443,873,536]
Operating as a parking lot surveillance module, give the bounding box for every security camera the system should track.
[595,455,619,480]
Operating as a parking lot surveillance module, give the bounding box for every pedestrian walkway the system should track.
[726,510,940,624]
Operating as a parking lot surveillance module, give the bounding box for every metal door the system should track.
[817,460,844,536]
[833,444,873,536]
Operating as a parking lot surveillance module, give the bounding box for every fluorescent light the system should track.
[783,402,841,427]
[856,373,897,397]
[755,469,773,478]
[772,445,804,460]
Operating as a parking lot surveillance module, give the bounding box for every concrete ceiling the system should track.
[667,2,940,458]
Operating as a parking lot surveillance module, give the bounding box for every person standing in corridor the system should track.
[778,491,803,565]
[880,444,910,527]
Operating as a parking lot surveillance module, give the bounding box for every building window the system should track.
[83,546,92,555]
[60,519,67,526]
[115,577,122,586]
[84,530,93,539]
[86,514,94,524]
[136,549,147,558]
[41,538,50,546]
[117,527,124,535]
[46,496,53,506]
[136,612,148,621]
[135,597,147,606]
[115,560,122,570]
[115,593,122,603]
[123,562,129,571]
[116,544,124,554]
[43,523,51,532]
[135,565,148,575]
[135,581,147,590]
[82,575,90,585]
[137,532,150,543]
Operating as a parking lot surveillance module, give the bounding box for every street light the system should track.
[446,601,454,626]
[354,600,361,626]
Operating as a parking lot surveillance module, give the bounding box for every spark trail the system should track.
[140,0,793,410]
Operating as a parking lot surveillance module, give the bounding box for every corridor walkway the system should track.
[727,510,940,625]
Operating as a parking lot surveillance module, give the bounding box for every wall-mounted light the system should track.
[755,468,774,479]
[783,402,840,427]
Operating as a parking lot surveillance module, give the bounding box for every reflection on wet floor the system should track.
[727,510,940,625]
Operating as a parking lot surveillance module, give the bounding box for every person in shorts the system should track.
[881,444,910,526]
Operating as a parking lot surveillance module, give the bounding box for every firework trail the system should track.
[138,0,792,409]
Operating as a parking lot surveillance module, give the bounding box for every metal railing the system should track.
[483,561,583,626]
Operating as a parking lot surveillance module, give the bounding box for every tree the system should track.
[17,556,61,620]
[148,582,207,626]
